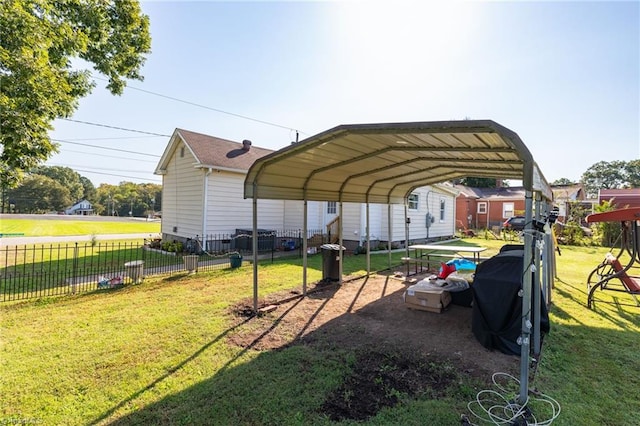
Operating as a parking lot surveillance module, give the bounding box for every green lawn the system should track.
[1,238,639,425]
[0,217,160,236]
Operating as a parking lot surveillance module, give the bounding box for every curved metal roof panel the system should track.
[245,120,551,204]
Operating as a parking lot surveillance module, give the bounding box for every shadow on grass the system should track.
[97,274,526,426]
[100,307,639,425]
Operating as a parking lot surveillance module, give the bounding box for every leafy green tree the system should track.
[95,182,161,217]
[31,166,84,201]
[0,0,151,188]
[581,160,627,197]
[551,178,575,186]
[593,199,620,247]
[625,159,640,188]
[458,178,500,188]
[8,174,72,213]
[79,176,97,203]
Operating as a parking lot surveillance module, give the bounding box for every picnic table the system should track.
[403,244,488,276]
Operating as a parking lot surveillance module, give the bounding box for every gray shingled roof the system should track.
[453,184,526,200]
[177,128,274,170]
[155,128,275,175]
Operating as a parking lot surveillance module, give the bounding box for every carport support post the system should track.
[387,204,392,269]
[252,195,259,313]
[544,232,554,304]
[339,202,344,283]
[366,202,371,274]
[519,192,534,404]
[404,203,409,256]
[404,203,410,277]
[303,200,308,296]
[533,196,542,357]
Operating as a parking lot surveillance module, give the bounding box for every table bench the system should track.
[404,244,488,276]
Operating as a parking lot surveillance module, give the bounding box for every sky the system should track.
[47,0,640,188]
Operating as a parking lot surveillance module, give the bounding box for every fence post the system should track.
[71,243,79,294]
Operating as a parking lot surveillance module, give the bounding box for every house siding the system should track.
[380,186,455,243]
[281,200,325,234]
[204,171,285,235]
[599,189,640,209]
[161,141,204,239]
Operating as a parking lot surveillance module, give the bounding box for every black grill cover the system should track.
[471,250,550,356]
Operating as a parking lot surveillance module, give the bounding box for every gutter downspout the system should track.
[202,168,212,238]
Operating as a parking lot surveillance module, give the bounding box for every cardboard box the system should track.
[403,283,452,313]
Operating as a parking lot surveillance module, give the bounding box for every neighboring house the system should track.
[454,184,526,231]
[455,182,604,231]
[154,128,458,250]
[65,199,93,215]
[599,188,640,209]
[551,184,590,222]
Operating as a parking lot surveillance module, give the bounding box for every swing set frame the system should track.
[585,207,640,309]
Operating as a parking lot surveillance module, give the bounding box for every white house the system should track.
[154,128,457,250]
[65,199,93,215]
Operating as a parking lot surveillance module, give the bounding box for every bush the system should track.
[161,241,184,253]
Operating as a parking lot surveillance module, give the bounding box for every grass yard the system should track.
[0,217,160,237]
[1,238,639,425]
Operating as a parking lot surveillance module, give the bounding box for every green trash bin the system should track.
[229,253,243,268]
[321,244,344,282]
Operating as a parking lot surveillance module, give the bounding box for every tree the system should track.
[79,176,97,203]
[625,159,640,188]
[95,181,161,217]
[0,0,151,187]
[458,178,500,188]
[8,174,72,213]
[581,160,632,197]
[593,199,619,247]
[32,166,84,201]
[550,178,575,186]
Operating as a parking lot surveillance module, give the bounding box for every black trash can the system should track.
[321,244,344,282]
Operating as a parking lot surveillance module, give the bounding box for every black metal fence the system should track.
[0,229,327,302]
[188,228,325,256]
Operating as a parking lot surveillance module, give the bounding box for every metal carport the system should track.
[244,119,554,404]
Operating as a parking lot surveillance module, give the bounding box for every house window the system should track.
[439,198,446,221]
[503,202,515,218]
[477,202,487,214]
[180,146,185,158]
[327,201,336,214]
[408,193,419,210]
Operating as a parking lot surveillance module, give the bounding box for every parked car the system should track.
[501,216,526,232]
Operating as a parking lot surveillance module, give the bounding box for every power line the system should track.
[53,139,161,157]
[60,118,171,137]
[94,75,307,135]
[47,162,157,174]
[62,136,165,141]
[70,168,162,183]
[60,149,158,163]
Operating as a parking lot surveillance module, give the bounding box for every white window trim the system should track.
[408,193,419,210]
[503,202,515,219]
[477,202,487,214]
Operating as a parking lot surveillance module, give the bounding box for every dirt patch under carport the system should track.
[226,269,523,421]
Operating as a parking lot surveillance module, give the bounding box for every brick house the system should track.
[598,188,640,209]
[454,184,526,232]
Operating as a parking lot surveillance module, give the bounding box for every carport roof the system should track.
[245,120,552,204]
